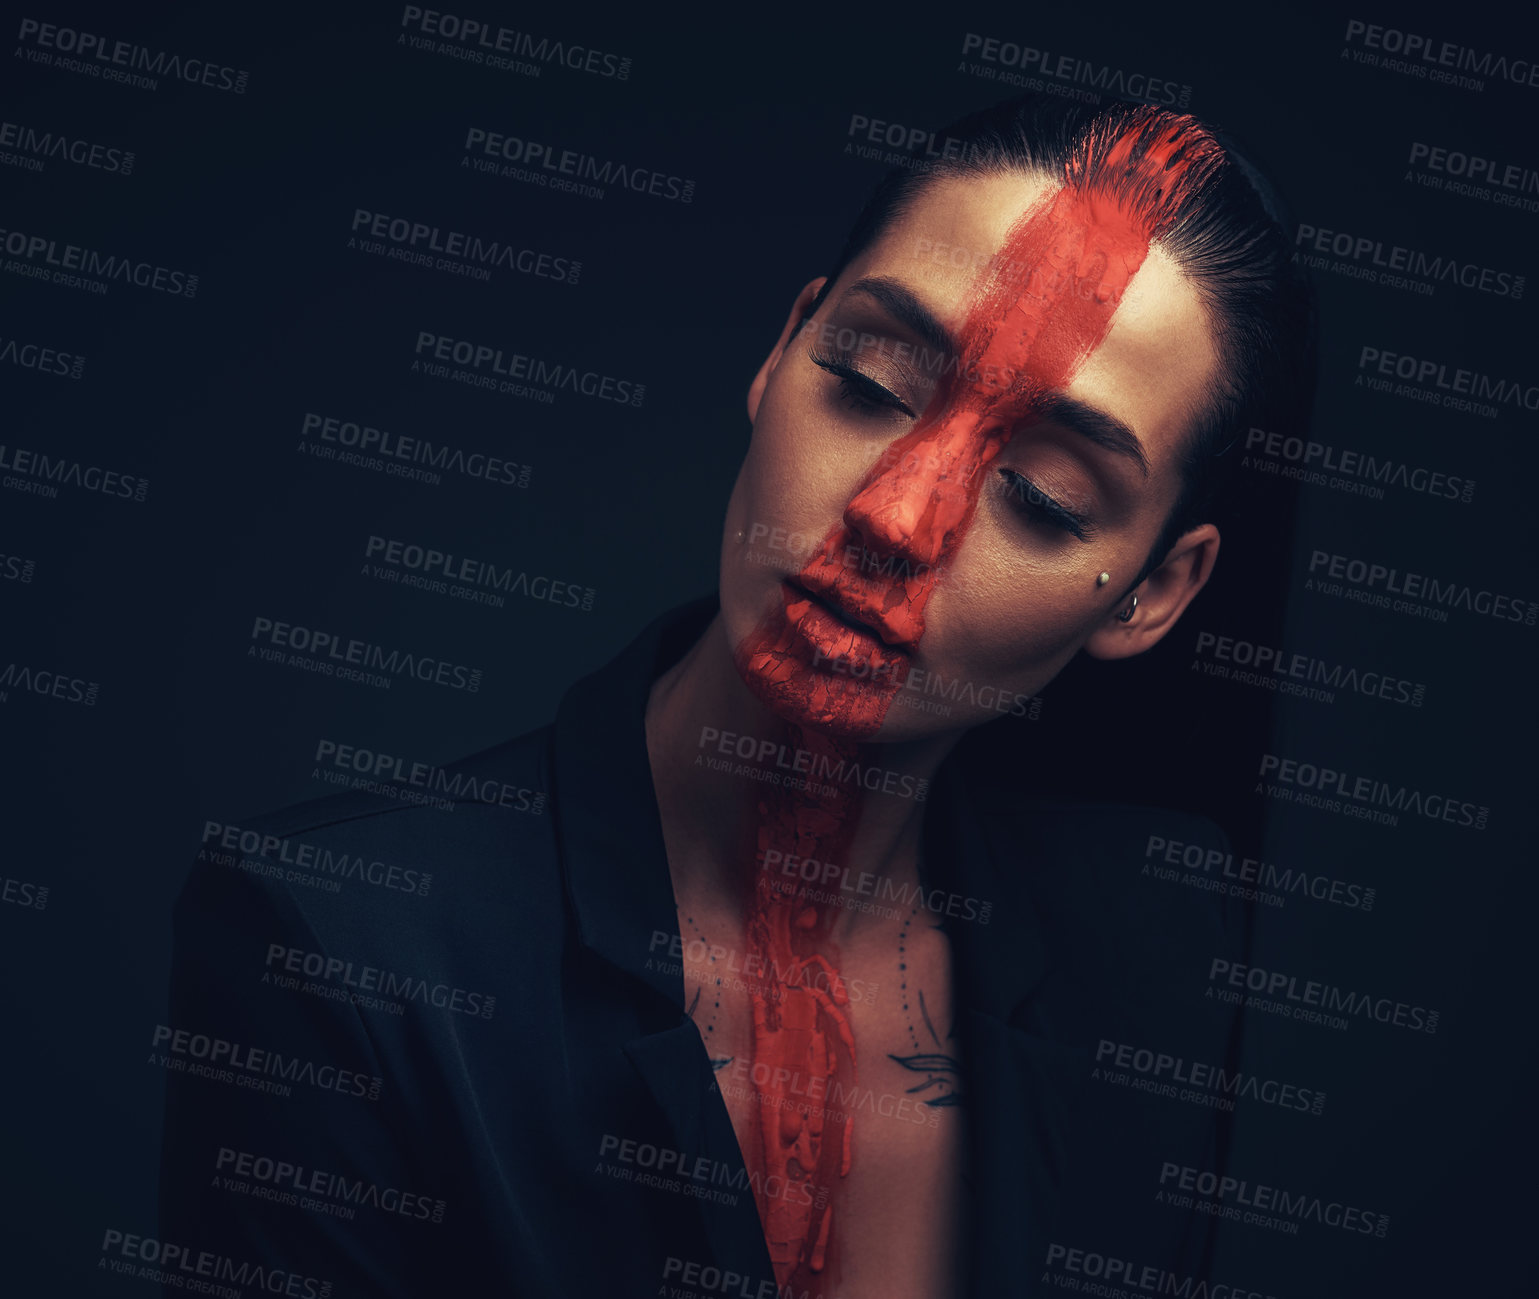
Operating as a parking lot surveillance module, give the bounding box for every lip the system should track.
[780,578,913,671]
[790,571,917,652]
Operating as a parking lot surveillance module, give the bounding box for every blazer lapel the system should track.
[922,762,1092,1298]
[624,1023,780,1286]
[552,596,718,1003]
[959,1012,1089,1297]
[553,598,777,1281]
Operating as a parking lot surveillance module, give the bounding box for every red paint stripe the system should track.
[730,113,1221,1289]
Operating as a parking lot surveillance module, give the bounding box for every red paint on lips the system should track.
[724,110,1224,1291]
[792,570,921,652]
[734,586,911,739]
[782,580,911,664]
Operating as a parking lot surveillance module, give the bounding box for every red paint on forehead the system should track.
[955,108,1224,411]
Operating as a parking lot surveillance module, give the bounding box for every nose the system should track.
[841,408,991,569]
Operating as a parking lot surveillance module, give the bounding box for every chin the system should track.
[737,658,891,740]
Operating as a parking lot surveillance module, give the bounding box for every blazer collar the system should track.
[921,756,1055,1023]
[550,594,719,1006]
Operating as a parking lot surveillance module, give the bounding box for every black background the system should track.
[2,1,1535,1293]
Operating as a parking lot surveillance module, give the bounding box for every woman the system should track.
[160,93,1313,1299]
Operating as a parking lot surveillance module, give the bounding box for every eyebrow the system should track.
[837,274,1151,481]
[843,275,956,361]
[1035,391,1150,480]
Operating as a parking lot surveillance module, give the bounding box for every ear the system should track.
[1083,524,1220,661]
[747,277,828,424]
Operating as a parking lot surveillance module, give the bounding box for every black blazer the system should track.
[159,596,1243,1298]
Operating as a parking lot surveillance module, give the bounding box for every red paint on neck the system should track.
[743,725,861,1285]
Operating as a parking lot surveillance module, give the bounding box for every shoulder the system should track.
[974,797,1242,1041]
[175,725,564,977]
[160,726,570,1295]
[983,797,1238,945]
[977,801,1250,1275]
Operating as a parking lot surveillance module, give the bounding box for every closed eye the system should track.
[997,469,1094,541]
[810,350,915,418]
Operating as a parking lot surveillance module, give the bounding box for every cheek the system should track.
[917,520,1110,682]
[720,383,842,637]
[929,557,1083,670]
[740,372,875,541]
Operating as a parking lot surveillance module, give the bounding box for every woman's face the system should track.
[720,170,1222,742]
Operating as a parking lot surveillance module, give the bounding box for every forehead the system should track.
[840,171,1219,475]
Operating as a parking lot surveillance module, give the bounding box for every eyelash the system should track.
[811,349,1092,542]
[998,469,1095,542]
[809,350,914,418]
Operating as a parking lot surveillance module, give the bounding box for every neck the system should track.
[644,612,962,943]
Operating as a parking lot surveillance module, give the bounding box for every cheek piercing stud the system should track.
[1096,572,1110,587]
